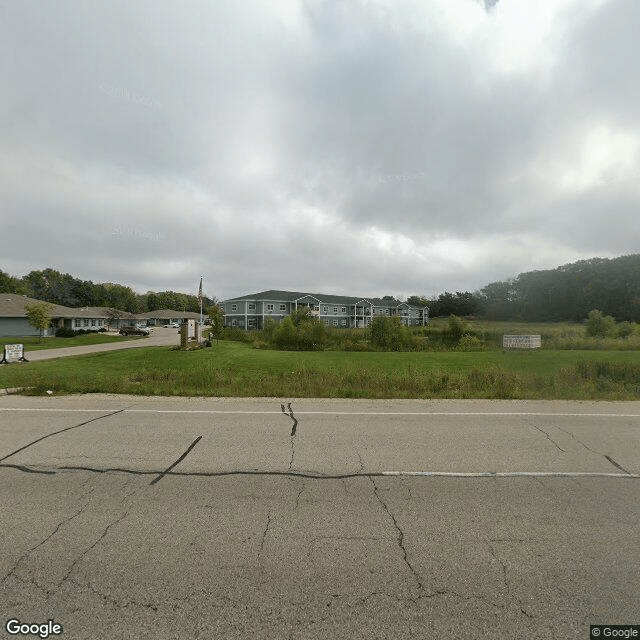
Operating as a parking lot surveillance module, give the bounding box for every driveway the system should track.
[22,327,181,362]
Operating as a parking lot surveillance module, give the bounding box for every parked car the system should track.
[163,322,180,328]
[119,325,150,336]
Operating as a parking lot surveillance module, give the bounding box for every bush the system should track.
[271,314,327,350]
[55,327,76,338]
[455,334,485,351]
[616,322,637,339]
[585,309,617,338]
[368,315,414,351]
[447,315,467,341]
[222,327,252,343]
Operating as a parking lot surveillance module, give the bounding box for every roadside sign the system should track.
[503,335,541,349]
[1,344,29,363]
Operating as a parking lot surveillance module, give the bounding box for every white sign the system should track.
[2,344,26,363]
[503,335,541,349]
[187,319,196,339]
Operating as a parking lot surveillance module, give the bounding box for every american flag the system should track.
[198,276,203,303]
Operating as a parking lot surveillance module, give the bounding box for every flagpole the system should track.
[199,276,203,326]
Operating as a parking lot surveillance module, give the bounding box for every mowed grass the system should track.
[1,334,146,351]
[1,341,640,399]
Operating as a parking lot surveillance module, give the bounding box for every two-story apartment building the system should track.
[222,290,428,330]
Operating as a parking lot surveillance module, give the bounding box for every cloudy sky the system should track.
[1,0,638,301]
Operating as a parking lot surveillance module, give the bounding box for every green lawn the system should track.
[1,334,147,351]
[1,340,639,400]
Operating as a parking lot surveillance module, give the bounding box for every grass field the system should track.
[1,340,639,400]
[0,333,146,351]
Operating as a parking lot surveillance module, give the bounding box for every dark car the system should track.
[119,325,150,336]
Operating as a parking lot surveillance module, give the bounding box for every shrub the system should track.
[616,322,637,339]
[447,315,467,341]
[222,327,252,343]
[55,327,76,338]
[585,309,617,338]
[455,334,485,351]
[271,314,326,350]
[368,315,413,350]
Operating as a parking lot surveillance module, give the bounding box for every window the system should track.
[280,304,286,311]
[333,306,338,313]
[324,319,329,325]
[231,304,237,311]
[84,319,89,327]
[341,319,347,326]
[247,318,256,327]
[332,319,338,326]
[91,319,96,326]
[341,307,346,313]
[267,304,274,312]
[314,306,319,311]
[248,303,255,311]
[232,319,237,326]
[323,306,328,313]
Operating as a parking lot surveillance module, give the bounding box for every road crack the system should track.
[486,539,535,619]
[604,455,631,474]
[369,477,423,592]
[150,436,202,485]
[281,402,298,470]
[59,512,129,586]
[0,407,131,463]
[260,511,271,554]
[1,502,89,585]
[522,419,566,453]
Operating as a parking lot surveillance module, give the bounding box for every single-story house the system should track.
[0,295,117,336]
[0,295,207,337]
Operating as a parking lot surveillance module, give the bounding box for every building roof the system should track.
[0,294,76,318]
[0,295,130,319]
[223,290,427,307]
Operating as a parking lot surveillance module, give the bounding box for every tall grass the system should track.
[2,343,640,399]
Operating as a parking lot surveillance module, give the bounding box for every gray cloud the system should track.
[1,0,638,301]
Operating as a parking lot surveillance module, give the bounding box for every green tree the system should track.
[207,305,225,342]
[368,315,411,350]
[24,302,55,339]
[447,315,467,341]
[585,309,616,338]
[0,269,28,294]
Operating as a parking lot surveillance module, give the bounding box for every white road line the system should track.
[381,471,640,478]
[1,408,640,418]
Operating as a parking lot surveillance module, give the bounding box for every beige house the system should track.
[0,294,206,336]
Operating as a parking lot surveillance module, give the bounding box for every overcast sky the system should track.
[1,0,638,301]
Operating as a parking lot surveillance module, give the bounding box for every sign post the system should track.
[1,344,29,364]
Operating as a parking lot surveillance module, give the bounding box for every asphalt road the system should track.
[1,396,638,639]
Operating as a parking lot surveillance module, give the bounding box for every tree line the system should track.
[0,268,215,314]
[410,254,640,322]
[3,254,639,322]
